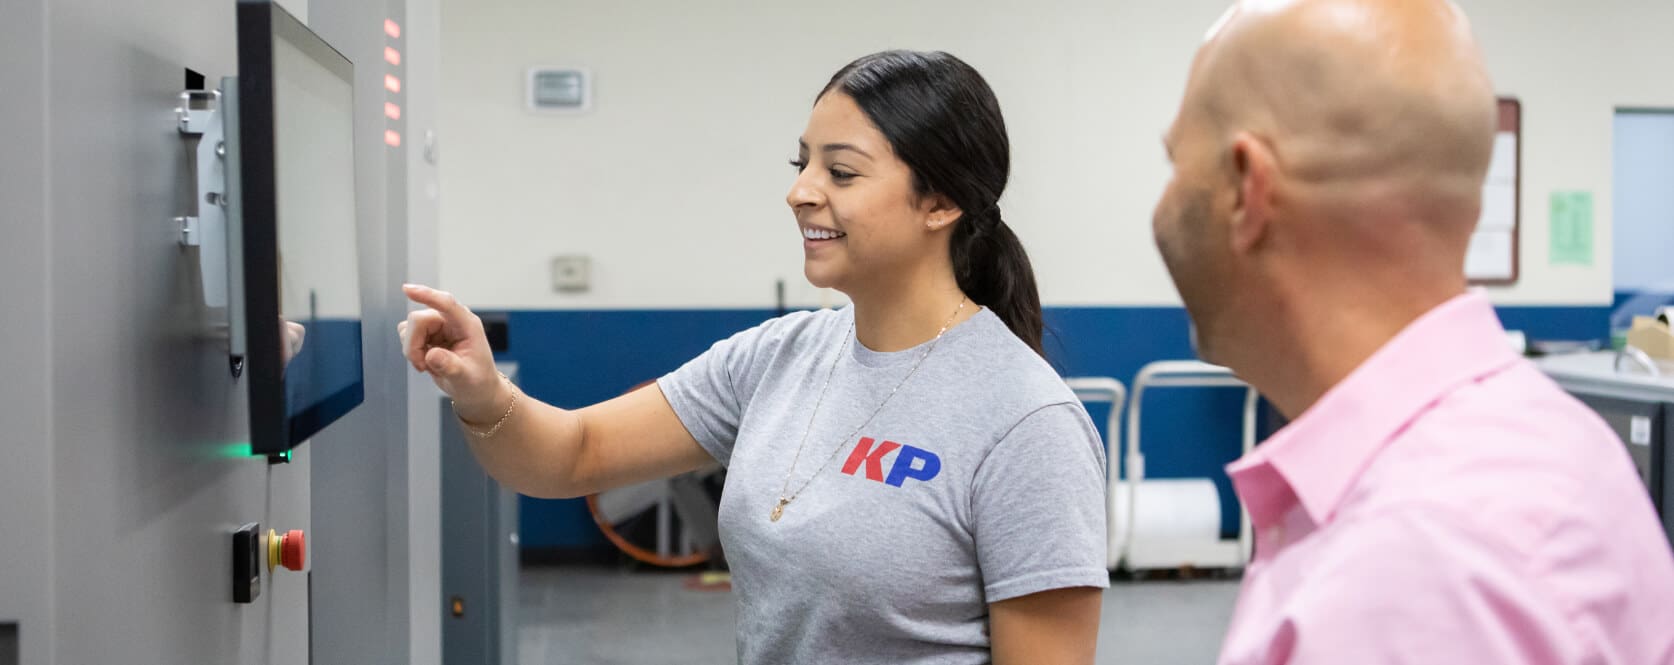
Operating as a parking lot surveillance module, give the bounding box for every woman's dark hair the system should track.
[820,50,1045,356]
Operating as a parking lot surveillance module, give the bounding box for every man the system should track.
[1153,0,1674,662]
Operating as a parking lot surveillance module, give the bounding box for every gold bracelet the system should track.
[455,372,517,439]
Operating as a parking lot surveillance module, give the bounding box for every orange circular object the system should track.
[585,494,710,568]
[280,530,306,571]
[585,380,714,568]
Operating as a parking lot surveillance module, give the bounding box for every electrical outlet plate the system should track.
[551,255,591,293]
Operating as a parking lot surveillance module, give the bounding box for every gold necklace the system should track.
[770,297,968,523]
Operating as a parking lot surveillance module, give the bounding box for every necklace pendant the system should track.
[770,500,786,522]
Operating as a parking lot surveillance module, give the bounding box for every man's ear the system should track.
[1228,132,1276,254]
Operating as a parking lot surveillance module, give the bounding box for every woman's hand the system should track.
[398,283,509,423]
[280,318,306,366]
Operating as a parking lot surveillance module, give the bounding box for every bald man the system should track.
[1153,1,1674,663]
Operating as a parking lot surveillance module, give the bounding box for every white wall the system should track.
[1466,0,1674,303]
[440,0,1674,310]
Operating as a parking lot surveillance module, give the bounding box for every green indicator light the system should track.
[212,441,254,459]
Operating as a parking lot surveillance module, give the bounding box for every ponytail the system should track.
[952,212,1044,355]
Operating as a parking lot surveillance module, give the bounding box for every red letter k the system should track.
[840,437,900,482]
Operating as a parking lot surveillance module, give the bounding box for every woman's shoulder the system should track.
[723,307,848,357]
[963,311,1078,396]
[944,311,1087,425]
[772,306,847,329]
[754,307,846,339]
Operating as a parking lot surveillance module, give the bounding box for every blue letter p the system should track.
[885,445,941,487]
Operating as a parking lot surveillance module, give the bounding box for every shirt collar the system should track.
[1226,291,1523,528]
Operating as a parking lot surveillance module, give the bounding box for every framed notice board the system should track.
[1467,97,1522,285]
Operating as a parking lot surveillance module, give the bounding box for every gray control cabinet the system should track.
[440,368,520,665]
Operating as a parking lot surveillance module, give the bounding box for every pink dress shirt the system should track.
[1218,292,1674,664]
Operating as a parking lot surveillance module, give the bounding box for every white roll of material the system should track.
[1109,478,1224,559]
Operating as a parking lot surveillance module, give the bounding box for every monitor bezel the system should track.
[237,0,363,455]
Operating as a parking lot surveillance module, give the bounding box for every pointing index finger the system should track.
[403,283,471,322]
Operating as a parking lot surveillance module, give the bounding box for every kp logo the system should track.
[841,437,941,487]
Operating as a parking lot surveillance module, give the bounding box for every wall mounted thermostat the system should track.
[527,67,591,114]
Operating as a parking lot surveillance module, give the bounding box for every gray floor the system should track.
[520,565,1241,664]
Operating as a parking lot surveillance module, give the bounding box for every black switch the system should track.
[232,523,261,604]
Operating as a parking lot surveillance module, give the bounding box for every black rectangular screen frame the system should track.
[237,0,362,454]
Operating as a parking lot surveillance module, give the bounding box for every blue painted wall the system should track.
[495,303,1611,550]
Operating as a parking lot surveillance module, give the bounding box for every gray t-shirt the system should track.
[659,306,1109,665]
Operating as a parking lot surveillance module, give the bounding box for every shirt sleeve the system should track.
[1264,508,1585,665]
[971,402,1111,603]
[656,314,794,467]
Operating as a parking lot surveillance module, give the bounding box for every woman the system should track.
[401,50,1108,664]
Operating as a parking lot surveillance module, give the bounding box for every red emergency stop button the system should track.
[280,530,305,570]
[268,529,306,573]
